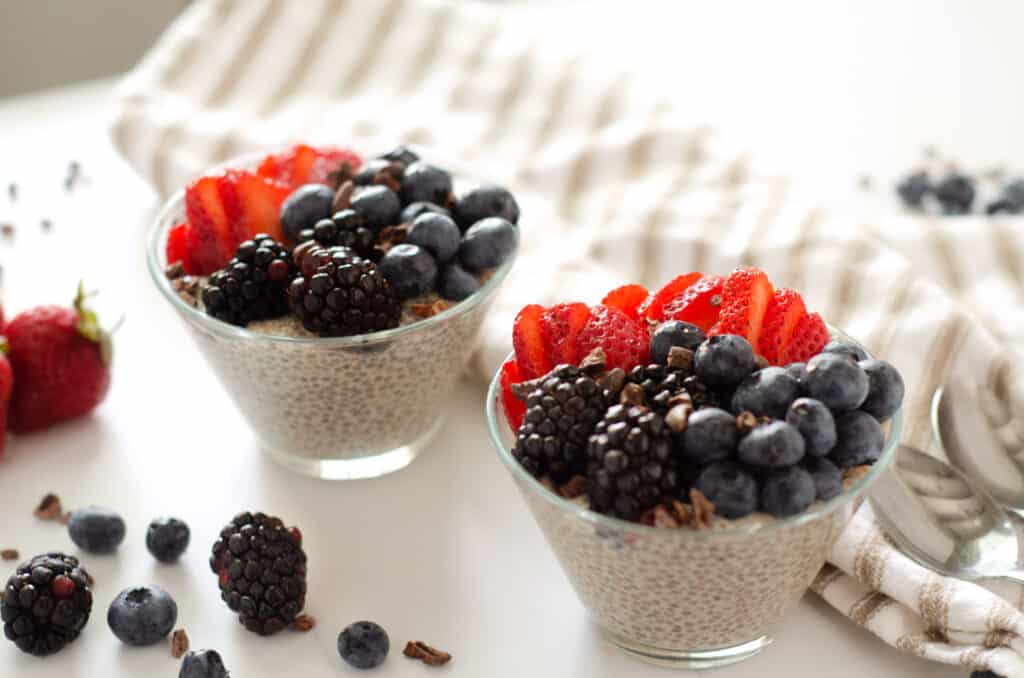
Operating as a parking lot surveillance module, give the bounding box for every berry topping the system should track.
[166,222,196,274]
[803,456,842,501]
[218,169,291,245]
[400,201,449,223]
[453,184,520,230]
[540,302,590,367]
[185,175,235,275]
[785,397,837,457]
[760,467,816,517]
[758,288,807,365]
[695,461,758,519]
[107,586,178,646]
[710,267,774,349]
[350,185,401,232]
[803,353,870,411]
[201,234,295,326]
[302,210,377,259]
[661,274,725,331]
[513,304,552,379]
[639,272,703,321]
[338,621,390,670]
[694,334,756,387]
[499,359,526,430]
[400,162,453,205]
[821,339,868,363]
[279,184,335,244]
[934,172,975,214]
[1,553,93,656]
[680,407,738,466]
[67,506,126,554]
[779,312,828,364]
[407,213,461,264]
[378,145,419,166]
[649,321,705,365]
[737,420,806,468]
[601,284,650,321]
[730,367,800,419]
[146,517,191,563]
[577,305,649,371]
[858,358,905,421]
[257,144,361,189]
[379,243,439,300]
[896,170,930,209]
[439,264,481,301]
[830,411,884,468]
[459,217,518,272]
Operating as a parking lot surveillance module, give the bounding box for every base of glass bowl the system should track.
[602,629,771,670]
[262,418,444,480]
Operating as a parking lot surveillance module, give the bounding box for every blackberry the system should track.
[209,512,307,636]
[587,404,680,520]
[682,374,722,409]
[202,234,295,326]
[625,363,692,412]
[298,210,377,259]
[512,365,614,483]
[288,245,401,337]
[2,553,93,656]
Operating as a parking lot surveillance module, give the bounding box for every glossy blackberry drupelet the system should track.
[288,245,401,337]
[625,363,692,413]
[587,405,680,521]
[1,553,93,656]
[298,210,377,259]
[513,365,615,483]
[202,235,295,326]
[209,512,308,636]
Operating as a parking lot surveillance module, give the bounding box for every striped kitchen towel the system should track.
[111,0,1024,674]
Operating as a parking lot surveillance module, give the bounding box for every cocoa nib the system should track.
[666,346,693,371]
[619,382,646,407]
[557,475,587,499]
[291,614,316,632]
[332,180,354,213]
[33,493,65,522]
[171,628,189,659]
[409,299,450,318]
[0,549,19,561]
[579,347,607,375]
[403,641,452,666]
[689,488,716,530]
[164,262,186,280]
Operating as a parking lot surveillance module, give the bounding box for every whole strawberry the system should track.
[0,338,12,455]
[7,284,111,433]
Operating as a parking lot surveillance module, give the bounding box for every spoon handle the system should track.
[998,570,1024,586]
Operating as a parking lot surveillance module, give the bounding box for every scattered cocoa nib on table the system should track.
[171,628,190,659]
[290,614,316,632]
[403,640,452,666]
[0,223,13,238]
[33,493,67,522]
[1,549,19,561]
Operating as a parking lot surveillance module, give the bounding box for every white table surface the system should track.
[0,2,1002,671]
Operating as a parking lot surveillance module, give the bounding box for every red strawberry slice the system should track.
[780,312,828,364]
[758,288,807,365]
[710,268,774,349]
[513,304,552,379]
[165,222,196,274]
[577,305,650,371]
[541,302,591,366]
[640,273,703,321]
[500,359,526,430]
[662,274,725,332]
[601,285,649,321]
[217,170,290,244]
[257,144,362,189]
[185,175,235,275]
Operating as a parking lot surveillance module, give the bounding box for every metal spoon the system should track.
[870,444,1024,584]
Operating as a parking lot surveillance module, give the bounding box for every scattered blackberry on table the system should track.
[67,506,126,554]
[730,366,800,419]
[400,201,449,224]
[934,172,975,214]
[1,553,93,656]
[379,244,439,300]
[785,397,836,457]
[438,264,480,301]
[453,184,520,230]
[512,364,614,482]
[338,621,390,669]
[350,185,401,231]
[202,235,295,326]
[803,456,843,501]
[895,170,930,209]
[303,210,376,259]
[179,649,231,678]
[378,145,419,167]
[280,184,335,243]
[694,334,756,387]
[400,162,453,205]
[803,353,869,411]
[587,404,679,521]
[649,321,705,364]
[146,517,191,563]
[407,213,461,264]
[288,245,401,337]
[107,586,178,646]
[858,358,905,421]
[209,512,308,636]
[830,410,884,468]
[760,466,816,517]
[694,461,758,519]
[821,340,868,363]
[737,420,806,469]
[680,407,737,465]
[459,217,518,272]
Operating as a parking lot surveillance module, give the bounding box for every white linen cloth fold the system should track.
[111,1,1024,674]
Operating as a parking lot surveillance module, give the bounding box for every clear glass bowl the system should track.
[486,340,901,669]
[147,152,517,480]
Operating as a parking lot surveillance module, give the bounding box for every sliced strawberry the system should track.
[500,359,526,430]
[780,312,828,364]
[577,305,650,371]
[758,289,808,365]
[541,302,591,366]
[640,273,703,321]
[662,275,725,332]
[218,170,290,243]
[513,304,552,379]
[709,268,774,349]
[185,175,235,274]
[257,144,362,189]
[165,222,196,274]
[601,285,649,321]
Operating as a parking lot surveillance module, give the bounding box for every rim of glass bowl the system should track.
[146,149,518,347]
[485,334,903,539]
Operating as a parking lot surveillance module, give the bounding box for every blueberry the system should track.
[896,171,930,209]
[107,586,178,646]
[338,621,390,670]
[858,359,905,421]
[693,334,756,387]
[350,185,401,231]
[280,184,335,243]
[694,461,758,519]
[353,159,393,186]
[68,506,126,554]
[803,353,869,411]
[400,162,452,205]
[731,367,800,419]
[970,672,1004,678]
[377,145,419,167]
[407,213,461,264]
[401,201,449,224]
[459,217,518,272]
[934,172,975,214]
[738,421,805,468]
[145,517,191,563]
[830,410,885,468]
[987,199,1021,216]
[453,184,520,230]
[379,243,438,300]
[680,407,738,465]
[179,649,230,678]
[785,362,807,387]
[786,397,837,457]
[803,456,843,501]
[650,321,705,364]
[439,264,481,301]
[760,467,816,517]
[821,340,868,362]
